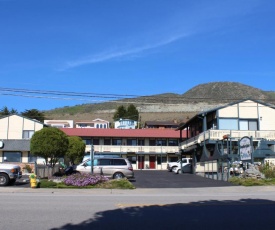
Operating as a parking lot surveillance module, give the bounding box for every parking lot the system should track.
[131,170,236,188]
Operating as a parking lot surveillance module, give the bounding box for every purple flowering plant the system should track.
[63,173,109,187]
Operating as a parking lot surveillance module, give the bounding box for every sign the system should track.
[0,141,4,149]
[240,136,252,160]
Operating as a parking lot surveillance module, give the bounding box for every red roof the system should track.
[61,128,185,138]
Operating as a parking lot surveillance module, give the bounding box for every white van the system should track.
[75,157,134,179]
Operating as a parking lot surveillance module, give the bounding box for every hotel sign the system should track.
[240,136,252,160]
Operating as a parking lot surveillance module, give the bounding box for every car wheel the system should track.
[113,172,124,179]
[172,166,177,172]
[0,173,10,186]
[177,169,181,174]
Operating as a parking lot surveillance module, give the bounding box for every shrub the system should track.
[23,164,32,173]
[63,173,109,187]
[259,162,275,179]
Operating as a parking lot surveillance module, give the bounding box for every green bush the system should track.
[229,177,275,186]
[259,162,275,179]
[38,179,58,188]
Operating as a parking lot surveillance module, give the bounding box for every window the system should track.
[98,159,112,165]
[113,159,127,165]
[83,139,92,145]
[22,130,34,139]
[168,139,178,146]
[149,139,156,146]
[28,152,37,162]
[85,159,98,166]
[138,139,145,146]
[127,156,137,164]
[104,139,111,145]
[239,120,258,131]
[127,139,137,146]
[92,138,99,145]
[3,151,21,162]
[219,119,238,130]
[157,156,167,164]
[156,139,167,146]
[112,139,122,145]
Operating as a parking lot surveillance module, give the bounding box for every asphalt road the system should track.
[1,186,275,230]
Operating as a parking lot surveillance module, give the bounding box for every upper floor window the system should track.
[112,139,122,145]
[138,139,145,146]
[239,120,258,131]
[127,139,137,146]
[219,119,238,130]
[104,139,111,145]
[156,139,167,146]
[23,130,34,139]
[83,139,92,145]
[168,139,178,146]
[92,138,99,145]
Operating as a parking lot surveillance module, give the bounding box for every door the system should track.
[149,156,156,169]
[138,156,144,169]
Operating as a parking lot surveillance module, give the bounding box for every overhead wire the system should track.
[0,87,274,106]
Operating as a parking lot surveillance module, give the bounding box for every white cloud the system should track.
[62,33,189,70]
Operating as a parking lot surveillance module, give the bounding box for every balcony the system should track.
[85,145,179,154]
[180,129,275,149]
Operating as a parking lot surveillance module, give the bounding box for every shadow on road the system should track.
[50,198,275,230]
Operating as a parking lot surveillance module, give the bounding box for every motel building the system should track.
[176,99,275,179]
[61,128,183,170]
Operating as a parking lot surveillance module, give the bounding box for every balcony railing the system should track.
[85,145,179,154]
[180,129,275,149]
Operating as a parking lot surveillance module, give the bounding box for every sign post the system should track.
[90,144,94,174]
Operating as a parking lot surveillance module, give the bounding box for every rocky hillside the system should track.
[44,81,275,124]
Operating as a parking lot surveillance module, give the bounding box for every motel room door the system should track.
[138,156,144,169]
[149,156,156,169]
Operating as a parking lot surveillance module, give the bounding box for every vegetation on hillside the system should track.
[44,82,275,122]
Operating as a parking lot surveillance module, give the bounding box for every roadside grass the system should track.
[229,177,275,186]
[38,178,135,189]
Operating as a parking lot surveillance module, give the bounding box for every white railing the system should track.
[180,129,275,149]
[85,145,179,154]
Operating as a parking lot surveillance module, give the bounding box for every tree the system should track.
[66,136,86,165]
[0,106,18,116]
[21,109,45,122]
[30,127,69,167]
[113,105,127,121]
[126,104,139,120]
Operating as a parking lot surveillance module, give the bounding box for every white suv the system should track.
[167,158,192,172]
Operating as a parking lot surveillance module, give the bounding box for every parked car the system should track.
[0,163,22,186]
[75,157,135,179]
[173,159,193,174]
[167,158,192,172]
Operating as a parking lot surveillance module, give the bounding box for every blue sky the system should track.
[1,0,275,112]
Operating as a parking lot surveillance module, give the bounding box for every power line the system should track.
[1,87,275,106]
